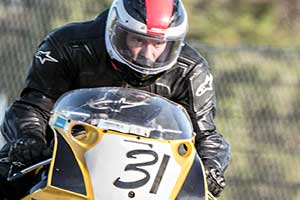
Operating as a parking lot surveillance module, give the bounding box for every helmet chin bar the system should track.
[112,60,164,87]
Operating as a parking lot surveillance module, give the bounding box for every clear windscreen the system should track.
[52,87,193,140]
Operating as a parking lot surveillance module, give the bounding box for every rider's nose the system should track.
[140,44,154,60]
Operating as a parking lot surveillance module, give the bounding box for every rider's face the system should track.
[126,32,167,65]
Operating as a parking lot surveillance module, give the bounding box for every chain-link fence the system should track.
[193,44,300,200]
[0,1,300,200]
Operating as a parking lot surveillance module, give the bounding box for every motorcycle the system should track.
[9,87,216,200]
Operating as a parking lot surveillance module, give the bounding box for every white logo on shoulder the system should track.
[35,50,59,64]
[195,73,213,96]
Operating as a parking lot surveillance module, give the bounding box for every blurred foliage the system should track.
[183,0,300,47]
[0,1,300,200]
[1,0,297,47]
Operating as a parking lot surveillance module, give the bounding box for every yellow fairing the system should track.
[23,117,209,200]
[21,119,101,199]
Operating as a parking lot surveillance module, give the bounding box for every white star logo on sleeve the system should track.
[35,50,59,64]
[195,73,213,97]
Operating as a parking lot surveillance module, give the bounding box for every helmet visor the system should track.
[110,24,183,75]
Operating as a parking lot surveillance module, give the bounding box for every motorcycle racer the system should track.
[0,0,230,199]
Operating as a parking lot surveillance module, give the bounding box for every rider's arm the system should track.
[1,90,54,144]
[1,36,71,164]
[175,60,230,196]
[177,61,230,172]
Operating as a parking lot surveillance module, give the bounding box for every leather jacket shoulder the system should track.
[24,9,123,101]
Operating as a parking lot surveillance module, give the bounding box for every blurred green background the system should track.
[0,1,299,199]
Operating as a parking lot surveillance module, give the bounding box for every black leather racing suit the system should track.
[0,10,230,196]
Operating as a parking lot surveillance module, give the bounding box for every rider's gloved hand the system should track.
[206,166,226,197]
[8,135,52,166]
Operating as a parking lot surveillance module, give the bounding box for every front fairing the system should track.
[35,87,208,200]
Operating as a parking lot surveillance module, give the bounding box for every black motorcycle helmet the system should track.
[105,0,188,87]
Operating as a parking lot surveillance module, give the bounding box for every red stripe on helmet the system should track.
[145,0,174,36]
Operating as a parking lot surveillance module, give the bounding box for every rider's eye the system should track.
[130,36,143,46]
[154,41,166,47]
